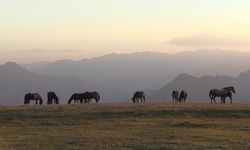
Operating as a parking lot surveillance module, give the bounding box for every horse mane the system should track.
[223,86,234,90]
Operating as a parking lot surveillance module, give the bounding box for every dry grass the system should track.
[0,103,250,149]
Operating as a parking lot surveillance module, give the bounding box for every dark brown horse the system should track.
[132,91,145,103]
[47,92,59,104]
[24,93,43,105]
[172,90,179,103]
[68,91,100,104]
[85,91,100,103]
[68,93,85,104]
[179,90,187,103]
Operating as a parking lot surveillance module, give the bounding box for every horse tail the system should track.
[39,98,43,105]
[209,90,214,104]
[96,92,100,103]
[38,94,43,105]
[209,90,213,99]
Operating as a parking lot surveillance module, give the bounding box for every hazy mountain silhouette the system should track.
[149,71,250,103]
[0,62,129,105]
[2,61,250,104]
[24,50,250,92]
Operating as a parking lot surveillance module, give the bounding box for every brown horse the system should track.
[85,91,100,103]
[132,91,145,103]
[24,93,43,105]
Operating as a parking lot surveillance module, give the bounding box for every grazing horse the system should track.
[24,93,43,105]
[47,92,59,104]
[209,86,235,104]
[85,91,100,103]
[68,91,100,104]
[68,93,85,104]
[172,91,179,103]
[179,90,187,103]
[132,91,145,103]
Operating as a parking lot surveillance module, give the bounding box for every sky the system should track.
[1,0,250,63]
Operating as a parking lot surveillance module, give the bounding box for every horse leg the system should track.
[213,96,216,104]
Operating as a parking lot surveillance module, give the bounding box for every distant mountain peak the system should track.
[0,62,27,72]
[4,61,18,66]
[237,69,250,79]
[176,73,196,80]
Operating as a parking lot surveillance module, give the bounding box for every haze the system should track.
[1,0,250,63]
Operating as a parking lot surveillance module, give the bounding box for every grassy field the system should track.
[0,103,250,149]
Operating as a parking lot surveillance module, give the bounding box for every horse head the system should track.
[132,97,136,103]
[223,87,236,93]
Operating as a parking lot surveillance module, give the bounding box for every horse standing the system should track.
[172,91,179,103]
[132,91,145,103]
[24,93,43,105]
[209,86,235,104]
[179,90,187,103]
[47,92,59,104]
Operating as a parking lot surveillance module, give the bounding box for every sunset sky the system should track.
[1,0,250,62]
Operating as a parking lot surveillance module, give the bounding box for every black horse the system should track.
[68,93,85,104]
[179,90,187,103]
[209,86,235,104]
[47,92,59,104]
[132,91,145,103]
[68,91,100,104]
[24,93,43,105]
[172,91,179,103]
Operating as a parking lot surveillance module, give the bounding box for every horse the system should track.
[68,91,100,104]
[132,91,145,103]
[47,92,59,104]
[209,86,235,104]
[68,93,85,104]
[172,91,179,103]
[24,93,43,105]
[84,91,100,103]
[179,90,187,103]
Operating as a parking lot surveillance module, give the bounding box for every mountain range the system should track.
[0,62,128,104]
[0,49,250,104]
[23,49,250,91]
